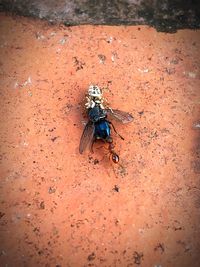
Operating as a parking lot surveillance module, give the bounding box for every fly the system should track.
[79,85,133,163]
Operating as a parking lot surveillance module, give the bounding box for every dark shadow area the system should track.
[0,0,200,32]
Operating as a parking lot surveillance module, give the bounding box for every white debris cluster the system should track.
[85,85,105,109]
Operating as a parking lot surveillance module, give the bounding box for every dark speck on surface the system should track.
[51,136,59,142]
[49,187,56,194]
[0,212,5,219]
[87,252,96,261]
[133,251,144,265]
[113,185,120,192]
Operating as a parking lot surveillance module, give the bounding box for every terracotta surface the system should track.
[0,14,200,267]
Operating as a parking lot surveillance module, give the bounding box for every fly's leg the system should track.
[107,120,124,140]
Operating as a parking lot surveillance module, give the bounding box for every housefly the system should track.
[79,85,133,163]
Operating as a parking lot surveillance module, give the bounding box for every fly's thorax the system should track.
[88,105,107,122]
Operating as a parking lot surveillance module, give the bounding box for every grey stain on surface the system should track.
[1,0,200,32]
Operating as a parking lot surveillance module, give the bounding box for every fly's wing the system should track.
[106,109,133,124]
[79,121,95,154]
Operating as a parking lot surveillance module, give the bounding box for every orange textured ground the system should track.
[0,14,200,267]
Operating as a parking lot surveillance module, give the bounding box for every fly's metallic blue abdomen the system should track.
[94,120,111,140]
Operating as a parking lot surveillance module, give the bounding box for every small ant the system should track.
[108,140,119,164]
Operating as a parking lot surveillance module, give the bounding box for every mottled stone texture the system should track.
[0,0,200,32]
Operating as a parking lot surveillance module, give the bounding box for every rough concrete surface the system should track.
[0,13,200,267]
[1,0,200,32]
